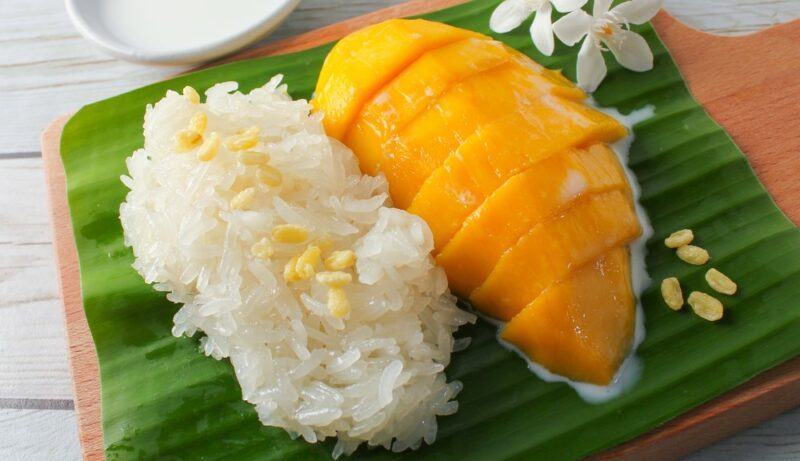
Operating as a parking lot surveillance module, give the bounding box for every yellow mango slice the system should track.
[408,104,626,252]
[313,19,478,140]
[504,47,587,102]
[342,40,587,177]
[466,102,626,196]
[470,190,641,321]
[501,247,635,385]
[406,152,483,253]
[313,18,642,384]
[382,59,595,208]
[344,37,512,176]
[437,144,630,296]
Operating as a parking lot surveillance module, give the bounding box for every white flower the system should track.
[553,0,663,91]
[490,0,588,56]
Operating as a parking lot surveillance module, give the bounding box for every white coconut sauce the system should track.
[96,0,285,53]
[479,104,655,404]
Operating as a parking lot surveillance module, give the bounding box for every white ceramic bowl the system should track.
[65,0,301,65]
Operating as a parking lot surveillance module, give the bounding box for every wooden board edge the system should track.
[650,11,800,226]
[595,356,800,460]
[41,115,106,461]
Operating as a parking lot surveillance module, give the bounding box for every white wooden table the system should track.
[1,1,798,459]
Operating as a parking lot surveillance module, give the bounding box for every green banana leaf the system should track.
[60,1,800,459]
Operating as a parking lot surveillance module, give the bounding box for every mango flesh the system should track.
[381,58,603,208]
[312,19,641,385]
[313,19,478,140]
[408,105,626,251]
[437,144,630,297]
[460,102,627,197]
[470,190,641,321]
[343,41,589,178]
[501,247,635,385]
[344,37,512,176]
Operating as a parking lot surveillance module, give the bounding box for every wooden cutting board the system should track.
[41,1,800,460]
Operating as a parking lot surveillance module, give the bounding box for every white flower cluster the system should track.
[490,0,663,91]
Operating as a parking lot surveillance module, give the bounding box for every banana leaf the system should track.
[59,0,800,459]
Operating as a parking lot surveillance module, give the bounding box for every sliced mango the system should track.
[405,152,484,253]
[465,101,627,197]
[344,37,511,176]
[470,190,641,321]
[341,41,588,177]
[382,59,597,208]
[313,19,642,384]
[313,19,478,140]
[504,47,587,101]
[408,105,626,252]
[437,144,630,296]
[501,247,635,385]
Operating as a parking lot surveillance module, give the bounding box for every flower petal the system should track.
[577,37,607,92]
[605,29,653,71]
[553,9,593,46]
[611,0,664,25]
[530,3,555,56]
[490,0,537,33]
[550,0,588,13]
[593,0,613,16]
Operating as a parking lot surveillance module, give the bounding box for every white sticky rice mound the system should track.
[119,76,475,457]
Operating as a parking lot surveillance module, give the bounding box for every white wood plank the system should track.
[0,409,81,460]
[0,158,73,400]
[686,407,800,460]
[1,0,798,155]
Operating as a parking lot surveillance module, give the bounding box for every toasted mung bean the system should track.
[325,250,356,271]
[189,112,207,134]
[665,229,694,248]
[230,187,256,210]
[175,129,202,152]
[316,271,352,288]
[327,288,351,318]
[295,246,322,280]
[182,86,200,104]
[224,127,260,151]
[238,150,270,165]
[688,291,724,321]
[660,277,684,310]
[271,224,309,244]
[676,245,710,265]
[197,132,220,161]
[705,268,737,295]
[315,236,334,252]
[283,256,301,282]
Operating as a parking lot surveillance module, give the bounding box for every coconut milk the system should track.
[97,0,286,53]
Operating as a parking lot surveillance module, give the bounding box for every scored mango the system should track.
[313,19,478,140]
[344,37,512,176]
[408,105,626,252]
[470,190,641,321]
[501,247,636,385]
[313,18,643,385]
[380,57,600,208]
[437,144,630,296]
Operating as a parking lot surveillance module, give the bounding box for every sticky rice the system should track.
[119,76,475,457]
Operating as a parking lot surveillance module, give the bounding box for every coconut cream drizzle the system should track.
[479,104,655,403]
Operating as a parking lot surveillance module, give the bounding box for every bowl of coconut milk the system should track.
[65,0,300,65]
